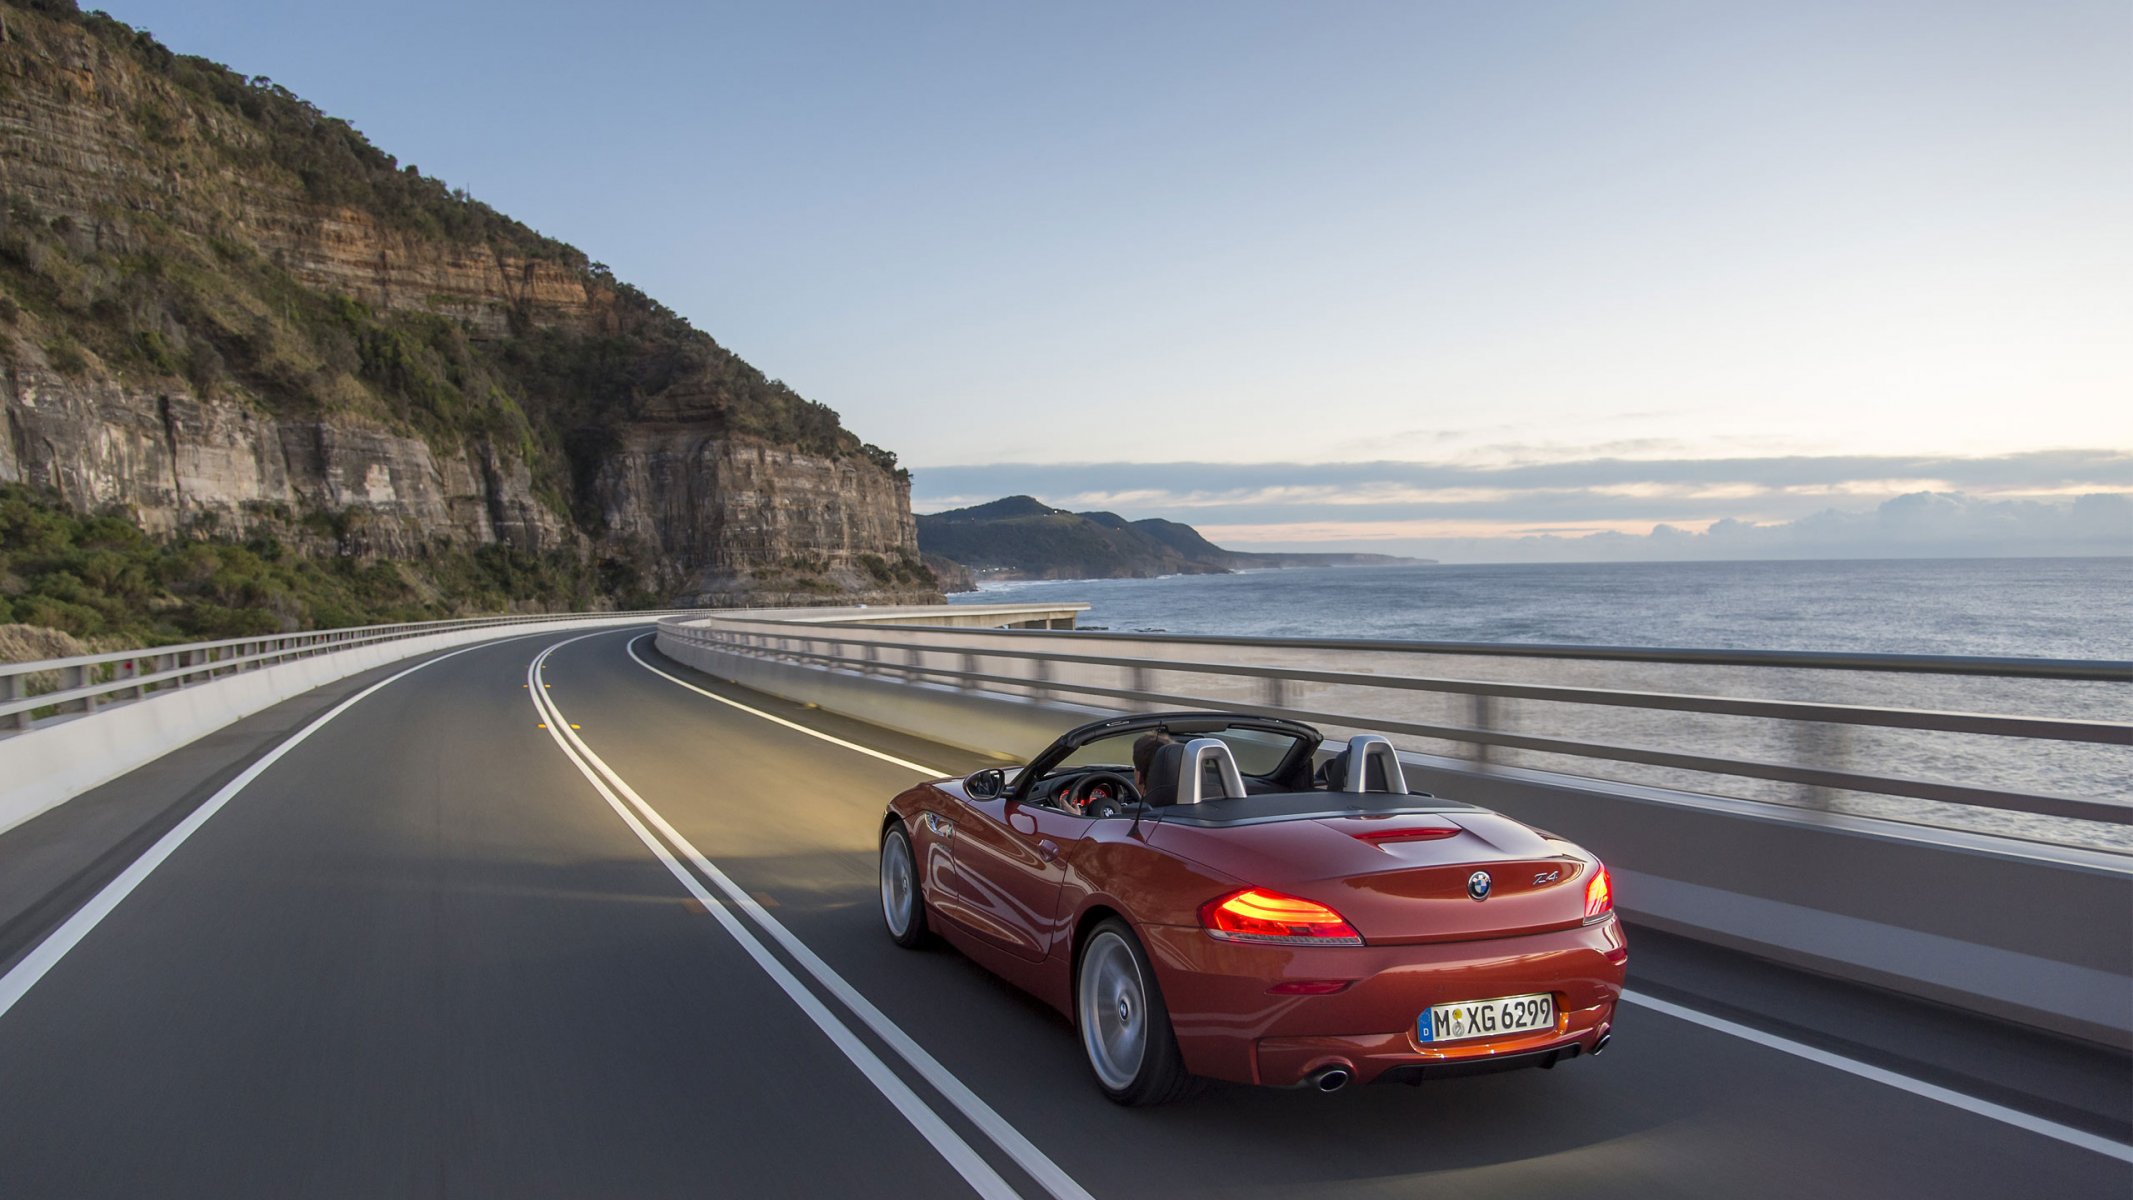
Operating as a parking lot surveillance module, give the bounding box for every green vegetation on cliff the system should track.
[0,483,648,644]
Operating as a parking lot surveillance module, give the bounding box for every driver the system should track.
[1131,731,1173,796]
[1062,730,1173,816]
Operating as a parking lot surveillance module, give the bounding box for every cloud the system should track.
[912,450,2133,510]
[912,450,2132,516]
[1200,493,2133,562]
[909,451,2133,561]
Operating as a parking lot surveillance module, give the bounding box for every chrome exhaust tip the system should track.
[1592,1032,1612,1056]
[1309,1065,1353,1093]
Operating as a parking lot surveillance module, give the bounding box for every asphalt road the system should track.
[0,626,2125,1199]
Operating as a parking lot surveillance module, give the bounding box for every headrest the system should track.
[1191,743,1244,801]
[1315,734,1409,794]
[1143,742,1186,807]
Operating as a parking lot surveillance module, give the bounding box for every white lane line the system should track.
[567,633,1096,1200]
[620,629,2133,1168]
[528,638,1029,1200]
[1621,990,2133,1164]
[0,635,537,1025]
[624,633,948,776]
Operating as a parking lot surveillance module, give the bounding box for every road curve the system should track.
[0,626,2124,1199]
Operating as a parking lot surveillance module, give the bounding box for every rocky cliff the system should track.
[0,1,937,612]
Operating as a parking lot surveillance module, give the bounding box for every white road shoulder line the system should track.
[624,633,948,775]
[1622,990,2132,1163]
[620,628,2133,1168]
[530,636,1040,1200]
[0,636,532,1024]
[573,632,1095,1200]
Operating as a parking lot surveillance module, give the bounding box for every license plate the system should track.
[1418,992,1554,1043]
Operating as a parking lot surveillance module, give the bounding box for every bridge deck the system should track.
[0,626,2124,1198]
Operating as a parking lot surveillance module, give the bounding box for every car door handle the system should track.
[1036,839,1061,862]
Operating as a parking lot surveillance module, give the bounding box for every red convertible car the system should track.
[878,712,1628,1104]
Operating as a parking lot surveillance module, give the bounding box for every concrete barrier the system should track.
[655,625,1106,761]
[656,620,2133,1049]
[0,616,658,837]
[1395,755,2133,1049]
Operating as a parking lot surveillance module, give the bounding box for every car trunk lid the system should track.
[1155,812,1596,944]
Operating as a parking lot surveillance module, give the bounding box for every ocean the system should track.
[953,557,2133,660]
[950,558,2132,850]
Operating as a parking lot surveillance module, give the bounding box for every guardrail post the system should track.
[62,663,90,716]
[961,653,979,692]
[1032,657,1052,702]
[0,673,23,731]
[863,643,879,677]
[1791,721,1850,810]
[1470,692,1495,768]
[1262,675,1290,711]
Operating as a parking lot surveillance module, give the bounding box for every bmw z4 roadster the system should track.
[878,712,1628,1105]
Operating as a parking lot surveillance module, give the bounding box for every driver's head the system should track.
[1132,731,1173,793]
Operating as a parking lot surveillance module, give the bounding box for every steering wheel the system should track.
[1067,771,1140,819]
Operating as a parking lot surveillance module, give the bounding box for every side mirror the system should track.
[963,768,1007,800]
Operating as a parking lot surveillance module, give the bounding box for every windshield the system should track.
[1039,724,1309,786]
[1049,730,1141,773]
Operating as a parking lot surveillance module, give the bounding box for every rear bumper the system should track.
[1140,915,1627,1087]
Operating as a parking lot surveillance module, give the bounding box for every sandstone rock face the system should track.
[0,9,934,605]
[595,431,920,600]
[2,355,570,557]
[0,18,604,341]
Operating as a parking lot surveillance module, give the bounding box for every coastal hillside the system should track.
[0,1,938,641]
[916,496,1427,582]
[916,496,1225,581]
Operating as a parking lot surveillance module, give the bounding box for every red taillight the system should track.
[1584,863,1614,921]
[1200,889,1363,946]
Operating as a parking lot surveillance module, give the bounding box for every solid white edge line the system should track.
[0,634,542,1024]
[528,637,1021,1200]
[620,628,2133,1170]
[586,632,1098,1200]
[1620,990,2133,1164]
[624,632,948,776]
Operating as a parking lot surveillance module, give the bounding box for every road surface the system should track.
[0,627,2124,1198]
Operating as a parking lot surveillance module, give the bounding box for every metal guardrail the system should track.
[0,610,708,733]
[659,614,2133,844]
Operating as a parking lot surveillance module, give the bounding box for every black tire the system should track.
[1074,918,1198,1106]
[880,822,930,949]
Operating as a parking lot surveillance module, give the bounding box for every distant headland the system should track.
[915,496,1430,589]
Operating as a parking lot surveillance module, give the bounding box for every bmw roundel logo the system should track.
[1467,870,1493,901]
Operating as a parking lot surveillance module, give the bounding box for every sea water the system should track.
[953,558,2133,660]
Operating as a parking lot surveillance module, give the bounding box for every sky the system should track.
[111,0,2132,559]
